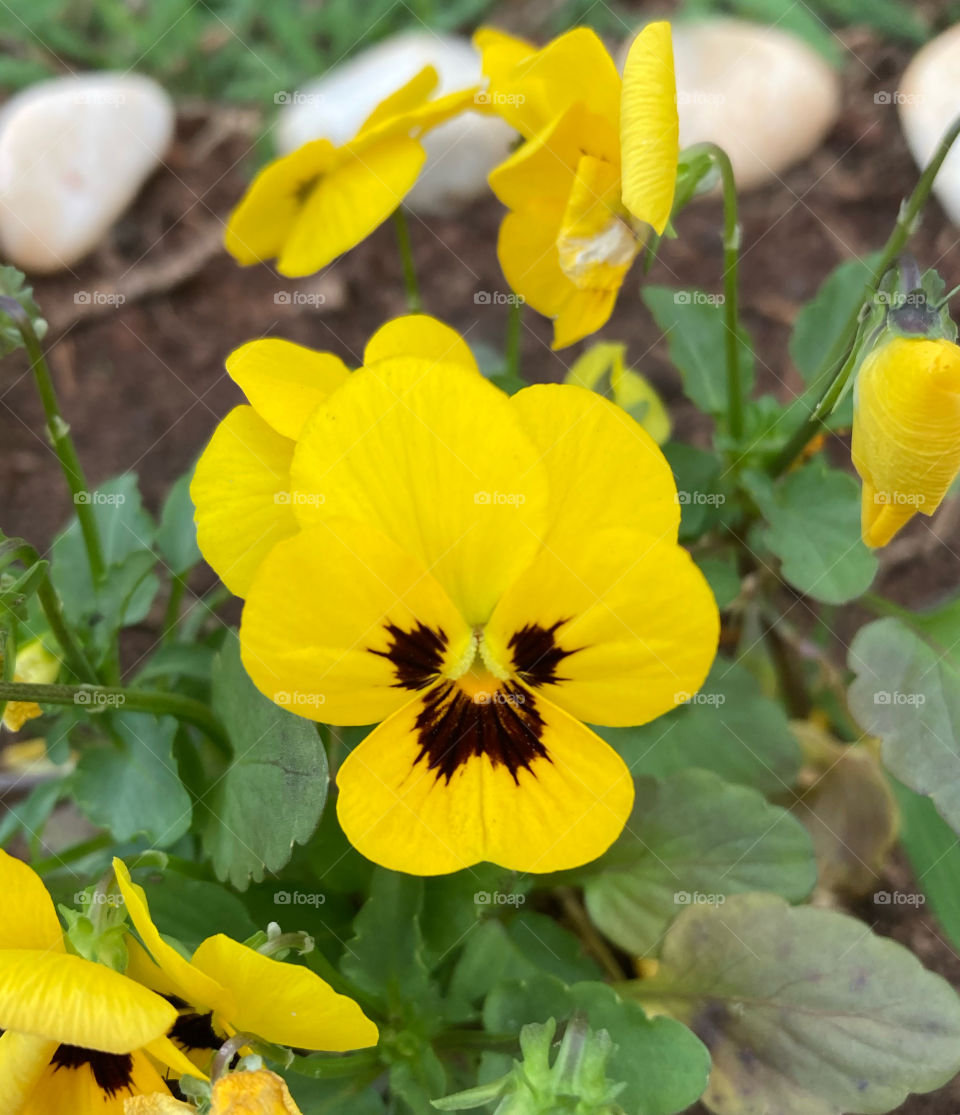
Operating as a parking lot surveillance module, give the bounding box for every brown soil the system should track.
[0,10,958,1113]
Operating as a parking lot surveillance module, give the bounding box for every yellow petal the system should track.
[224,141,337,266]
[240,519,472,725]
[552,288,620,350]
[0,849,63,952]
[620,21,679,234]
[474,28,539,133]
[0,1032,56,1113]
[113,860,236,1021]
[337,683,634,874]
[125,1096,194,1115]
[191,406,299,598]
[191,935,378,1052]
[277,135,426,276]
[209,1068,303,1115]
[0,950,175,1052]
[566,342,672,443]
[509,384,679,549]
[145,1034,210,1082]
[290,358,548,625]
[852,336,960,547]
[358,64,439,135]
[364,314,478,372]
[25,1049,171,1115]
[485,527,719,727]
[226,340,350,440]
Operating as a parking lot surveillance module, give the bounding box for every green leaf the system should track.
[696,555,740,610]
[484,976,710,1115]
[643,286,754,414]
[849,617,960,836]
[582,771,816,956]
[156,467,201,575]
[72,712,191,846]
[139,873,259,953]
[420,864,525,969]
[745,462,877,604]
[202,632,329,888]
[662,443,732,542]
[630,892,960,1115]
[892,779,960,955]
[597,658,801,796]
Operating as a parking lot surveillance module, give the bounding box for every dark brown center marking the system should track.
[51,1044,135,1096]
[170,1009,222,1052]
[372,622,448,690]
[509,620,578,687]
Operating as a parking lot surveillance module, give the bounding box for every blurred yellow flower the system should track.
[476,23,678,348]
[2,638,59,733]
[224,67,477,276]
[125,1068,302,1115]
[852,335,960,547]
[566,341,671,444]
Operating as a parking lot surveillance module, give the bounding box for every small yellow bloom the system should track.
[1,638,59,733]
[194,321,719,875]
[566,341,671,444]
[852,335,960,547]
[113,860,378,1069]
[125,1068,302,1115]
[224,67,478,276]
[0,850,193,1115]
[476,23,678,348]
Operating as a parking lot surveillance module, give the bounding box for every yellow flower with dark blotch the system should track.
[852,335,960,547]
[566,341,671,444]
[0,850,197,1114]
[190,315,476,597]
[113,861,378,1067]
[224,67,478,276]
[475,24,678,348]
[221,348,717,876]
[2,638,59,733]
[126,1068,303,1114]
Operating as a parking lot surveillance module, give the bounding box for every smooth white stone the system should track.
[275,32,515,216]
[900,24,960,223]
[0,73,175,273]
[620,19,841,190]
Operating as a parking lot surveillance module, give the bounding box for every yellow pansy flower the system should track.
[0,850,195,1114]
[190,314,475,597]
[852,335,960,547]
[219,340,718,875]
[224,67,478,276]
[475,24,678,348]
[566,341,671,444]
[126,1067,303,1114]
[113,860,378,1068]
[1,638,59,733]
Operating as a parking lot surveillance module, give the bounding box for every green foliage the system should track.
[631,893,960,1115]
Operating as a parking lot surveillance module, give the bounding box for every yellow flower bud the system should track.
[851,335,960,547]
[2,638,60,733]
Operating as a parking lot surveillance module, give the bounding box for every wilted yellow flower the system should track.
[125,1068,302,1115]
[566,341,671,444]
[476,24,678,347]
[224,68,477,276]
[852,335,960,547]
[2,638,59,733]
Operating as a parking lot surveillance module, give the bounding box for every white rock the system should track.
[899,24,960,223]
[275,32,515,216]
[0,73,174,273]
[620,19,841,190]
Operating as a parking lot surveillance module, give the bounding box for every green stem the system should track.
[0,680,229,750]
[0,300,105,583]
[505,299,523,379]
[433,1029,519,1053]
[0,620,16,727]
[769,112,960,477]
[288,1048,381,1080]
[393,208,422,313]
[162,574,187,642]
